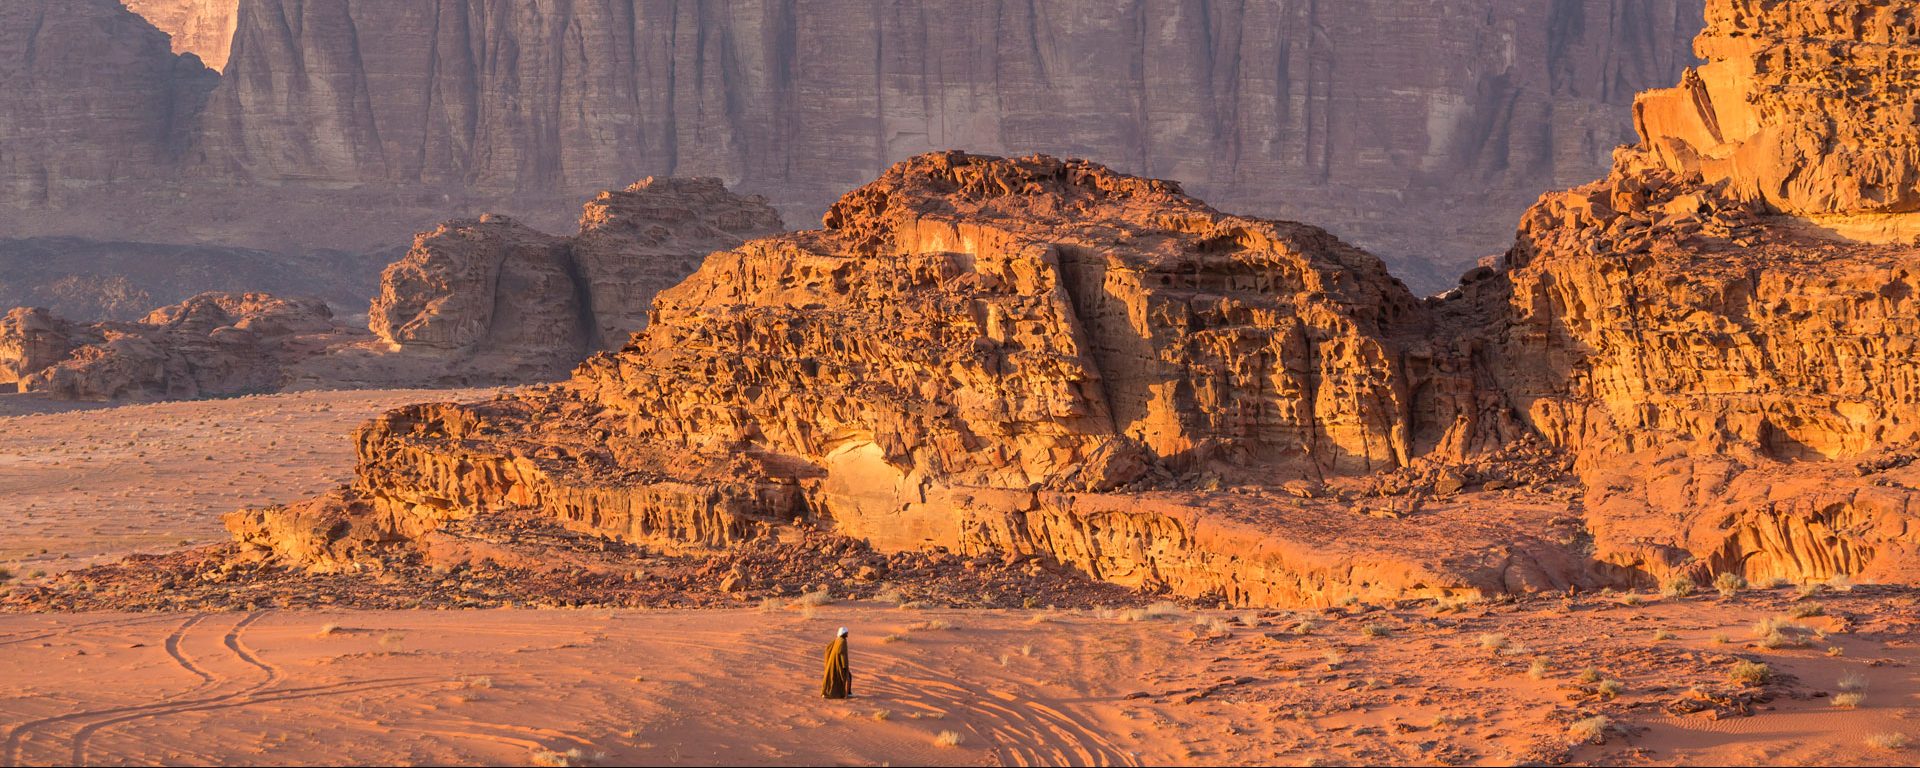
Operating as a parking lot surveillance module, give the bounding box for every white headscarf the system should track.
[837,627,849,636]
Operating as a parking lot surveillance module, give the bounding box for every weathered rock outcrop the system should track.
[25,0,1706,288]
[4,293,362,401]
[1452,0,1920,586]
[361,177,783,383]
[231,152,1592,605]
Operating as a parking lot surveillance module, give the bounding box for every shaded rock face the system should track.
[365,178,784,383]
[55,0,1704,287]
[3,293,361,401]
[0,0,215,206]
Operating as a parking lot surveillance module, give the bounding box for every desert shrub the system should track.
[1479,633,1510,652]
[1361,624,1391,638]
[1838,672,1869,693]
[934,731,964,748]
[1596,679,1625,699]
[1833,692,1864,709]
[1528,658,1551,680]
[1567,716,1610,745]
[1662,575,1696,598]
[1715,572,1746,598]
[1867,732,1910,751]
[1729,660,1772,686]
[1577,667,1603,684]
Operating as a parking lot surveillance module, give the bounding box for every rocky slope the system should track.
[12,0,1707,289]
[0,292,362,401]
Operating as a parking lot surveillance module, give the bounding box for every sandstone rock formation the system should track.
[224,0,1920,606]
[229,152,1591,606]
[1451,0,1920,588]
[358,177,784,383]
[2,293,362,401]
[18,0,1706,289]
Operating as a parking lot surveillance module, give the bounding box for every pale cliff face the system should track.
[122,0,239,71]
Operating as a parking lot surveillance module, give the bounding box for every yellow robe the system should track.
[822,635,852,699]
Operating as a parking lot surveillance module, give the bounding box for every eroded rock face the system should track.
[5,293,361,401]
[1455,0,1920,586]
[363,178,783,383]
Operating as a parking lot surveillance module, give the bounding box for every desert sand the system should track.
[3,592,1916,767]
[4,394,1915,767]
[0,389,498,577]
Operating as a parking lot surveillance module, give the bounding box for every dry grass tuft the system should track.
[934,730,964,748]
[1867,732,1910,751]
[795,587,834,607]
[1833,692,1865,709]
[1838,671,1869,693]
[1528,658,1551,680]
[1714,572,1746,598]
[1754,616,1816,649]
[917,619,955,631]
[1567,716,1610,745]
[1661,575,1697,598]
[1576,667,1603,684]
[1653,629,1679,641]
[1118,602,1185,622]
[1361,623,1392,639]
[1729,660,1772,686]
[1479,633,1510,652]
[530,746,604,767]
[1595,679,1625,699]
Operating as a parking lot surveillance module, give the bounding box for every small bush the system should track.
[1567,715,1610,745]
[1596,679,1625,699]
[1528,658,1551,680]
[1833,692,1864,709]
[1867,732,1910,751]
[1653,630,1679,641]
[1479,633,1510,652]
[917,619,954,631]
[1362,624,1391,638]
[795,587,834,607]
[1577,667,1602,684]
[1790,603,1825,619]
[1620,593,1643,606]
[1729,660,1772,686]
[758,597,786,613]
[1838,671,1869,693]
[1715,572,1746,598]
[1662,575,1697,598]
[1119,602,1184,622]
[1711,634,1732,645]
[934,730,964,748]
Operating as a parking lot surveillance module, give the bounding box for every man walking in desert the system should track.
[822,627,852,699]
